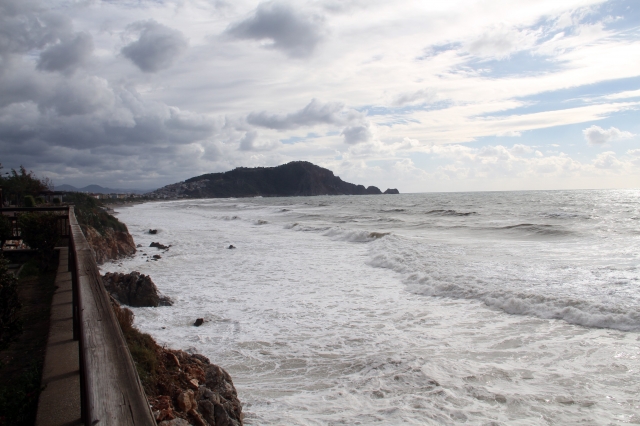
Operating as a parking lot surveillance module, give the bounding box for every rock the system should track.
[159,295,174,306]
[188,408,208,426]
[228,245,235,249]
[158,419,190,426]
[151,241,170,250]
[149,229,158,234]
[153,395,176,422]
[137,244,143,247]
[194,318,204,327]
[384,188,400,194]
[177,390,197,412]
[153,254,162,260]
[82,225,136,265]
[101,271,173,307]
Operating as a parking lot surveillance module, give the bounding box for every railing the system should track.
[3,206,156,425]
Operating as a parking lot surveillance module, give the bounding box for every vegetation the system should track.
[0,256,21,350]
[17,213,61,270]
[64,192,128,234]
[0,254,57,426]
[23,196,36,208]
[112,301,160,394]
[0,165,52,207]
[0,216,12,245]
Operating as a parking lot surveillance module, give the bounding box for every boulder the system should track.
[194,318,204,327]
[227,245,235,249]
[149,229,158,234]
[102,271,173,307]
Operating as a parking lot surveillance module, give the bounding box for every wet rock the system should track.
[228,245,235,249]
[149,229,158,234]
[194,318,204,327]
[101,271,173,307]
[153,254,162,260]
[151,241,170,250]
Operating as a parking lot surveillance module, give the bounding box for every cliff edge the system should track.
[65,192,136,264]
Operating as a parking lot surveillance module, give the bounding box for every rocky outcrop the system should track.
[82,225,136,264]
[150,350,243,426]
[110,299,243,426]
[149,161,400,198]
[102,271,173,307]
[384,188,400,194]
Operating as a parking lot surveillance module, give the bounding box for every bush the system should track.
[0,216,12,244]
[17,213,61,269]
[64,192,128,234]
[52,198,61,205]
[23,196,35,208]
[35,196,45,205]
[0,255,21,350]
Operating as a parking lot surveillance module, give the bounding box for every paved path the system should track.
[35,247,83,426]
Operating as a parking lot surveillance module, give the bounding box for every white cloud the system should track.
[582,125,634,145]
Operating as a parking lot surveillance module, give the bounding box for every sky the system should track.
[0,0,639,192]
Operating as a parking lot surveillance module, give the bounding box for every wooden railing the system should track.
[3,206,156,425]
[68,206,156,425]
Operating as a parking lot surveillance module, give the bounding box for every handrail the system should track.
[0,207,70,212]
[68,206,156,425]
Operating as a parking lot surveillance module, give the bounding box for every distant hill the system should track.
[150,161,399,198]
[55,184,151,194]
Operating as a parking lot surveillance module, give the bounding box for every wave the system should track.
[426,209,478,217]
[324,228,390,242]
[367,236,640,331]
[380,209,406,213]
[497,223,571,236]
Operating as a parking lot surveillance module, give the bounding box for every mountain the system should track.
[150,161,399,198]
[55,184,151,194]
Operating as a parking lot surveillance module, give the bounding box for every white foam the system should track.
[102,195,640,425]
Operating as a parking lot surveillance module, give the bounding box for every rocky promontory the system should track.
[149,161,400,199]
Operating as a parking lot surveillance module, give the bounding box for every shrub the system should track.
[35,196,45,205]
[52,198,61,205]
[23,196,36,208]
[0,216,12,244]
[0,255,21,350]
[17,213,61,269]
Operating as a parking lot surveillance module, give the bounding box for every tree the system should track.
[0,164,52,207]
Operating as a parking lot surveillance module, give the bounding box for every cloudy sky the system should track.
[1,0,639,192]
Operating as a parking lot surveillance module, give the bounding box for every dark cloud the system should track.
[121,20,188,73]
[0,0,72,57]
[247,99,344,130]
[37,32,93,74]
[342,125,371,144]
[39,76,113,116]
[226,1,324,58]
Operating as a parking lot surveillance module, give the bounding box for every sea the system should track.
[101,190,640,425]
